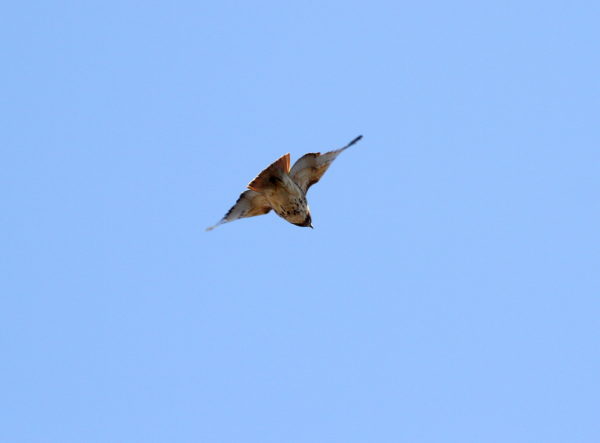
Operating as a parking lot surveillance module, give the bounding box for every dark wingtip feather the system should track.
[343,135,363,150]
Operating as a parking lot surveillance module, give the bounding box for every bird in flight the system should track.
[206,135,363,231]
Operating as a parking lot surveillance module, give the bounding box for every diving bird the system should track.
[206,135,363,231]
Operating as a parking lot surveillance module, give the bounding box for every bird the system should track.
[206,135,363,231]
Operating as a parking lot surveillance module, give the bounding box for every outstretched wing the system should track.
[290,135,362,193]
[206,190,272,231]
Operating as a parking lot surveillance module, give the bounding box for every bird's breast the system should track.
[262,176,309,224]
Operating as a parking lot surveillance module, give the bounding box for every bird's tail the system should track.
[247,153,290,192]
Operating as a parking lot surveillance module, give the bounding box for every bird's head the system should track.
[294,212,313,229]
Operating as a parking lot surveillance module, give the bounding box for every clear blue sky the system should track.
[2,1,599,442]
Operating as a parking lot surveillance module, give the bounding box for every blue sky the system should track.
[2,1,599,442]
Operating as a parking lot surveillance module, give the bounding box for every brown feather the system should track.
[247,153,291,192]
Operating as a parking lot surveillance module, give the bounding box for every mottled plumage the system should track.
[206,135,362,231]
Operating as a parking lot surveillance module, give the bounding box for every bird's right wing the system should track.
[290,135,362,193]
[206,190,272,231]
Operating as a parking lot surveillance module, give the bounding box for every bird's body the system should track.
[206,135,362,231]
[262,174,311,226]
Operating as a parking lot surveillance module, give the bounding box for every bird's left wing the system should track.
[206,190,272,231]
[290,135,362,193]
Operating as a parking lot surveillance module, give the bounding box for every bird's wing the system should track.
[290,135,362,193]
[206,190,272,231]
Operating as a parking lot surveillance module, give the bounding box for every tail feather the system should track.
[247,153,290,192]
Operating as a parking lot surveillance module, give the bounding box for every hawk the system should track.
[206,135,363,231]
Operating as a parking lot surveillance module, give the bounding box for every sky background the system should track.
[2,1,599,442]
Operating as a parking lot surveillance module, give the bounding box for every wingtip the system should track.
[343,135,363,150]
[351,134,363,144]
[205,221,223,232]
